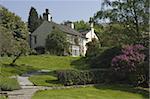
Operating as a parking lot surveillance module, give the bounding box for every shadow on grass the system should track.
[94,84,149,99]
[1,63,38,76]
[46,80,60,85]
[71,57,89,70]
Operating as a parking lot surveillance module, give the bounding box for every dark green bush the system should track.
[0,77,20,91]
[57,69,110,86]
[87,46,121,68]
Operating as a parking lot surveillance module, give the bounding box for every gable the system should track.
[32,21,53,36]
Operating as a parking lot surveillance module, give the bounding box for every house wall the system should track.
[31,30,84,56]
[83,29,99,55]
[31,23,53,49]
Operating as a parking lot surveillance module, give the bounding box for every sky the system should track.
[0,0,102,23]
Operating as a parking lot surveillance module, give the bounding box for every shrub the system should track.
[57,69,110,86]
[87,46,121,68]
[0,77,20,91]
[111,44,147,86]
[111,44,145,72]
[45,29,69,56]
[86,38,100,57]
[35,46,45,54]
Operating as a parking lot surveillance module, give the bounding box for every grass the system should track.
[1,55,149,98]
[0,76,20,91]
[29,74,62,87]
[0,55,86,77]
[15,55,81,70]
[32,85,149,99]
[0,96,6,99]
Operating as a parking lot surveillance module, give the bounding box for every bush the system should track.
[111,44,148,86]
[0,77,20,91]
[45,29,69,56]
[35,46,45,54]
[57,69,110,86]
[87,47,121,68]
[86,38,100,57]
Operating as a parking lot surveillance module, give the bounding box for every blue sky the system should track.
[1,0,101,23]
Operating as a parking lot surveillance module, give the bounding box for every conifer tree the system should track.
[28,7,39,33]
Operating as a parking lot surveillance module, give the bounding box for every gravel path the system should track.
[7,70,51,99]
[6,70,95,99]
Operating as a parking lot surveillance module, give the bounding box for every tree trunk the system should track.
[10,52,22,66]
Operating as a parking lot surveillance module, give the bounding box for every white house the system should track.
[80,22,99,55]
[30,9,99,56]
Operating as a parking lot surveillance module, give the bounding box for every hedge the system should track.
[56,69,110,86]
[0,77,20,91]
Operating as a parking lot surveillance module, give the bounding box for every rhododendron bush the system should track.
[111,44,145,72]
[111,44,148,86]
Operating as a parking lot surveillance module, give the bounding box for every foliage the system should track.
[0,6,29,56]
[45,29,69,55]
[0,26,14,56]
[86,38,100,57]
[87,47,121,68]
[0,77,20,91]
[57,69,109,86]
[74,20,90,31]
[111,44,145,72]
[35,46,45,54]
[94,0,149,47]
[28,7,42,33]
[96,23,134,47]
[111,44,148,86]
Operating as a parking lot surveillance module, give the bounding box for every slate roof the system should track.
[32,21,84,38]
[80,30,89,36]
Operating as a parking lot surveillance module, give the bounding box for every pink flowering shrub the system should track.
[111,44,145,72]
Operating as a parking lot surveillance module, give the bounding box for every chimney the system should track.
[43,9,52,22]
[64,21,74,29]
[90,22,94,33]
[90,22,94,39]
[71,22,74,29]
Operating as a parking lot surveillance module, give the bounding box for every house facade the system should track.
[30,9,98,56]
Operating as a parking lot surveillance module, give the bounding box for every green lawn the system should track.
[0,55,149,99]
[29,74,62,87]
[0,96,6,99]
[0,55,85,77]
[32,85,149,99]
[15,55,81,70]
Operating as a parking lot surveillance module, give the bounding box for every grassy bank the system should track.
[32,85,149,99]
[0,55,85,77]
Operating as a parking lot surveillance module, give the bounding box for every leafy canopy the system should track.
[45,29,69,55]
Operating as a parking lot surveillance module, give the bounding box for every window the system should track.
[34,36,37,44]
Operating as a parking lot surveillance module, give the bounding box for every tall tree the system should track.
[94,0,149,47]
[0,6,29,64]
[28,7,39,33]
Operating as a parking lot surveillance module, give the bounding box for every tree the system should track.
[0,26,14,56]
[74,20,90,31]
[28,7,40,33]
[0,6,29,65]
[86,38,100,57]
[45,29,69,55]
[94,0,149,47]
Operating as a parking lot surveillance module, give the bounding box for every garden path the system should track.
[6,70,95,99]
[7,70,51,99]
